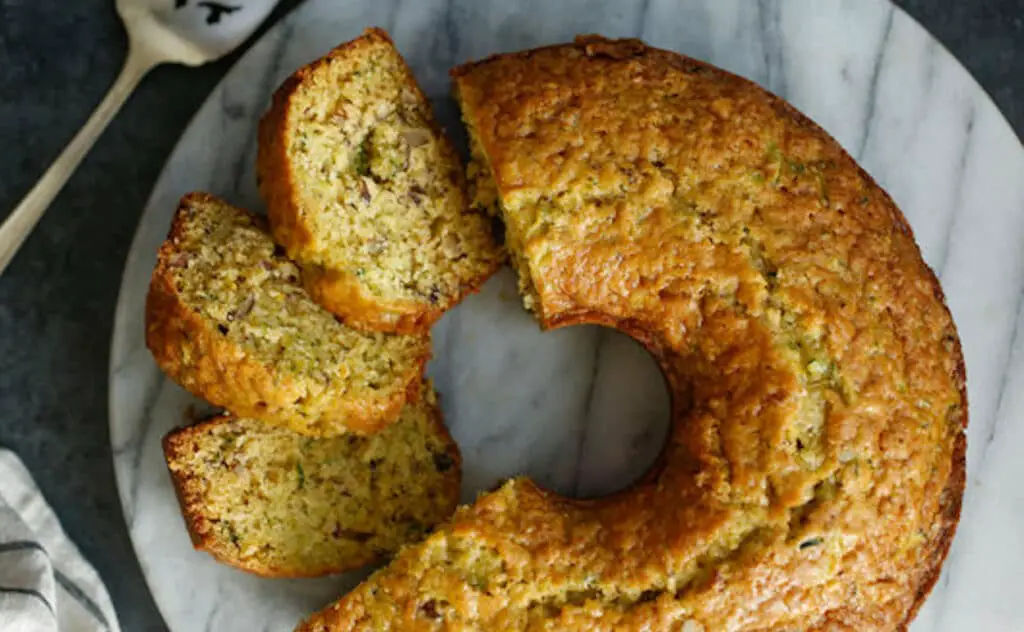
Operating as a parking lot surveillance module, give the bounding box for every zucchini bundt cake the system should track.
[163,381,460,577]
[299,36,966,630]
[146,193,430,437]
[258,28,503,334]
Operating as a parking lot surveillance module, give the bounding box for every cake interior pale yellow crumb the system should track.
[166,386,459,575]
[283,38,501,306]
[170,198,425,395]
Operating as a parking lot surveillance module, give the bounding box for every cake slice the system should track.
[258,28,503,334]
[146,192,430,436]
[163,382,461,577]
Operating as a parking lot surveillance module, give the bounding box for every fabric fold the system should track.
[0,449,121,632]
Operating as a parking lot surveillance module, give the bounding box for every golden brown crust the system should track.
[145,193,429,436]
[509,38,970,631]
[740,59,968,631]
[301,265,445,336]
[161,415,285,577]
[735,63,968,632]
[301,36,966,631]
[163,402,462,579]
[162,424,212,551]
[257,28,501,335]
[257,64,312,261]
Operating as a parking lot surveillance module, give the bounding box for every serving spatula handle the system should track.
[0,45,156,277]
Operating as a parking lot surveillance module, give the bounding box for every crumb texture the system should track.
[164,383,460,577]
[259,28,503,332]
[146,192,430,436]
[299,36,966,631]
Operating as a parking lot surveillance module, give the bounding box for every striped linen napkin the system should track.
[0,449,121,632]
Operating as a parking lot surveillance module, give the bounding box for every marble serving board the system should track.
[109,0,1024,630]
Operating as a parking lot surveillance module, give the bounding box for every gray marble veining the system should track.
[108,0,1024,630]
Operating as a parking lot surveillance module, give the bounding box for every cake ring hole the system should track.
[430,270,670,502]
[549,325,670,500]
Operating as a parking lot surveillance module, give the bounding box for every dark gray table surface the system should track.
[0,1,1021,630]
